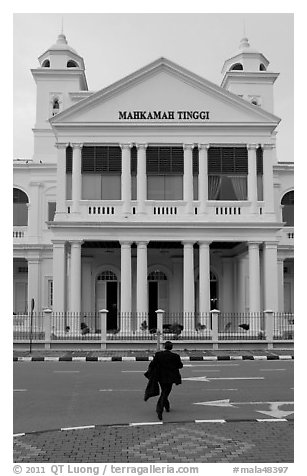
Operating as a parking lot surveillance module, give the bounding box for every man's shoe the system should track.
[157,411,163,421]
[164,404,170,412]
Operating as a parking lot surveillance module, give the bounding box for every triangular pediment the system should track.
[50,58,280,126]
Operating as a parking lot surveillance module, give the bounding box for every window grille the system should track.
[193,147,199,175]
[82,146,122,174]
[13,188,28,203]
[131,146,137,176]
[146,147,183,175]
[208,147,248,175]
[256,147,263,175]
[66,146,72,173]
[148,270,167,281]
[97,270,118,281]
[18,267,28,273]
[48,279,53,307]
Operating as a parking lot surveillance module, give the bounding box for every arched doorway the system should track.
[147,270,168,329]
[96,270,118,330]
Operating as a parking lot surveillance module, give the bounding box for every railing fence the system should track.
[13,309,294,350]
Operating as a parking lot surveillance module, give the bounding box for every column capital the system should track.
[71,143,83,150]
[198,144,210,150]
[183,144,194,151]
[135,143,148,150]
[120,143,133,150]
[70,240,84,247]
[51,239,67,246]
[29,181,43,188]
[263,241,279,249]
[55,142,69,150]
[120,241,132,247]
[198,240,211,247]
[248,241,262,247]
[182,240,195,247]
[136,241,149,247]
[247,144,258,151]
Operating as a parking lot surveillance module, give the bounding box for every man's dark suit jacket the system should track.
[150,349,183,385]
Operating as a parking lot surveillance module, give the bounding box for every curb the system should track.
[13,417,294,438]
[13,355,294,362]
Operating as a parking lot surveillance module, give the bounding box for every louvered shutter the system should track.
[256,147,263,175]
[66,146,72,173]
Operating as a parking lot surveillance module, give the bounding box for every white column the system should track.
[52,240,66,314]
[70,240,83,314]
[247,144,258,212]
[262,144,275,213]
[55,143,67,217]
[81,257,93,313]
[136,143,147,214]
[28,182,42,240]
[120,144,131,215]
[278,257,285,312]
[236,257,246,313]
[198,241,211,329]
[71,143,82,214]
[136,241,148,330]
[183,144,194,213]
[183,241,195,332]
[27,254,41,313]
[198,144,209,213]
[248,242,261,332]
[263,242,278,311]
[120,241,132,332]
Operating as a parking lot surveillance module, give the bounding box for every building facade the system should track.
[13,33,294,332]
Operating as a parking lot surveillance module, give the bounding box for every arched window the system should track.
[281,191,294,226]
[42,59,50,67]
[148,270,167,281]
[67,60,78,68]
[97,270,118,281]
[230,63,243,71]
[259,63,266,71]
[13,188,28,226]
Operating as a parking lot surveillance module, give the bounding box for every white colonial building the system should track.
[13,33,294,333]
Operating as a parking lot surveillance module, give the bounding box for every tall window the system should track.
[281,191,294,226]
[208,147,248,200]
[70,146,122,200]
[13,188,28,226]
[52,98,60,116]
[147,147,183,200]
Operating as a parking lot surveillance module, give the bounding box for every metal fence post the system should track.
[99,309,108,350]
[43,308,52,350]
[210,309,220,350]
[265,309,274,350]
[156,309,165,352]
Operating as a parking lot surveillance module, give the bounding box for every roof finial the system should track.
[61,16,64,35]
[243,17,247,38]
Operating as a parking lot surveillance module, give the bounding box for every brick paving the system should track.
[13,421,294,463]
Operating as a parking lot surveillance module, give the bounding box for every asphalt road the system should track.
[13,359,294,434]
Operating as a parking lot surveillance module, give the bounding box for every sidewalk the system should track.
[14,420,294,463]
[13,348,294,361]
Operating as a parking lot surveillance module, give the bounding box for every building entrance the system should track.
[96,270,118,330]
[148,281,158,330]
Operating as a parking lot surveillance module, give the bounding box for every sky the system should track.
[13,12,294,162]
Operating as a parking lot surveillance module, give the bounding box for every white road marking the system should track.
[13,433,25,437]
[129,422,163,426]
[195,419,225,423]
[193,399,294,418]
[183,376,264,382]
[99,389,142,392]
[260,369,286,371]
[183,364,239,367]
[13,389,27,392]
[61,425,95,431]
[192,370,220,372]
[53,371,80,373]
[256,419,288,422]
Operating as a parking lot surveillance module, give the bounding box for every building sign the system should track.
[118,110,210,120]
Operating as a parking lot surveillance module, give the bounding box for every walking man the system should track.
[150,340,183,420]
